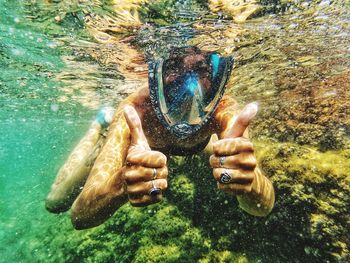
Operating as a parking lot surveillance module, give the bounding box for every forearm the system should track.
[71,111,131,229]
[71,169,128,229]
[237,167,275,217]
[46,121,104,213]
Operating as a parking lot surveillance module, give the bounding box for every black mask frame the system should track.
[148,49,234,139]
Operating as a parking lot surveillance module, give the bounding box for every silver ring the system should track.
[220,169,232,184]
[219,156,226,168]
[152,168,157,179]
[149,180,162,196]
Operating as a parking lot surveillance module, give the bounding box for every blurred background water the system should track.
[0,0,96,260]
[0,0,349,262]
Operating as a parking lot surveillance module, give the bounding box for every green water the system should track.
[0,0,94,261]
[1,0,350,262]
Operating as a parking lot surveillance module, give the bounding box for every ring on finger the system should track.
[219,156,226,168]
[152,168,157,179]
[149,180,162,197]
[220,169,232,184]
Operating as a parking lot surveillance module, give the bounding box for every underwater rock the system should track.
[208,0,263,22]
[255,141,350,261]
[253,70,350,150]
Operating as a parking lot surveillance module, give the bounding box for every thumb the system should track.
[123,105,150,150]
[224,102,259,139]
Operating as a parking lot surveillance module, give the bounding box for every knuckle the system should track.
[126,153,137,165]
[157,152,167,166]
[246,155,257,168]
[213,168,222,180]
[245,174,255,183]
[159,179,168,190]
[213,139,230,154]
[243,185,252,193]
[124,172,137,183]
[148,151,167,167]
[247,141,254,150]
[161,153,168,164]
[212,168,217,179]
[212,142,220,153]
[209,155,216,166]
[229,139,240,151]
[124,174,134,184]
[160,166,168,178]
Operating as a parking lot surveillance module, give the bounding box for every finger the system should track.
[213,138,253,156]
[126,179,168,196]
[123,105,150,150]
[124,166,168,184]
[209,153,256,169]
[129,194,162,207]
[126,150,167,168]
[213,168,255,184]
[224,102,258,139]
[218,182,253,195]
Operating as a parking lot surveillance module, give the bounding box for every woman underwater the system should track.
[46,46,275,230]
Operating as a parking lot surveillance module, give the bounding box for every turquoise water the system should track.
[1,0,350,262]
[0,0,94,261]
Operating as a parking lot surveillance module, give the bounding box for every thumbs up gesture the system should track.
[123,105,168,206]
[209,102,259,195]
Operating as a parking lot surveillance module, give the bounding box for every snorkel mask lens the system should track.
[149,47,234,138]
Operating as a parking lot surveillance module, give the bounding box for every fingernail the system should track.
[124,105,134,115]
[245,102,259,118]
[249,101,259,112]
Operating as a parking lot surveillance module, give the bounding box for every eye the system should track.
[164,72,178,84]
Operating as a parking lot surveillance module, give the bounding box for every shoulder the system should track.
[216,95,238,112]
[123,86,152,118]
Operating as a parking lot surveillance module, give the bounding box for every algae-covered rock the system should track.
[252,70,350,150]
[34,143,350,262]
[254,141,350,261]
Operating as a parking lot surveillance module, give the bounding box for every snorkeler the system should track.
[46,47,275,230]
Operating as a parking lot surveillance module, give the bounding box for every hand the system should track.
[123,105,168,206]
[210,102,258,195]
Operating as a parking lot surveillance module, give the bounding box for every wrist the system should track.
[237,167,275,217]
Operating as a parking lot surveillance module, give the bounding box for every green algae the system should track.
[30,140,350,262]
[254,140,350,261]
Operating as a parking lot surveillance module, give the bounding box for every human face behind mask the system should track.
[149,46,234,139]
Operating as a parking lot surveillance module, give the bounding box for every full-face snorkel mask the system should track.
[148,47,234,139]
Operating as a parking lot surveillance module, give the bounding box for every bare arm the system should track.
[71,107,130,229]
[46,121,105,213]
[212,96,275,216]
[71,101,168,229]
